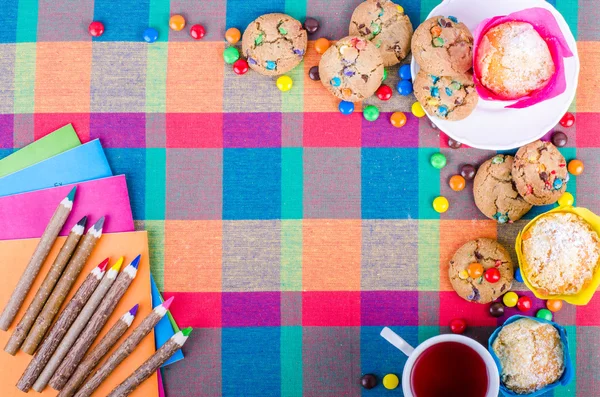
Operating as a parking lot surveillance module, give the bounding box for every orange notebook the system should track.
[0,231,157,397]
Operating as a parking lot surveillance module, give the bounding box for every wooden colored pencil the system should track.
[16,260,107,392]
[31,258,122,393]
[22,217,105,355]
[4,216,87,355]
[0,186,76,331]
[49,255,141,391]
[107,327,192,397]
[58,304,138,397]
[74,297,174,397]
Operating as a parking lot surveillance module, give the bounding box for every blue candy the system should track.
[515,267,524,283]
[143,28,159,43]
[399,64,412,80]
[445,87,453,96]
[448,15,458,23]
[430,86,440,98]
[397,79,413,96]
[266,61,276,70]
[338,100,354,115]
[330,77,341,87]
[438,105,448,117]
[553,178,563,189]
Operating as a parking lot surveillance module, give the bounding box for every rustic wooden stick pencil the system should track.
[74,297,174,397]
[4,216,87,355]
[30,258,122,393]
[107,327,192,397]
[16,260,107,392]
[22,216,105,355]
[49,255,141,391]
[0,186,77,331]
[58,304,138,397]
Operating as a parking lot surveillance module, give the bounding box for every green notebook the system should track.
[0,124,81,178]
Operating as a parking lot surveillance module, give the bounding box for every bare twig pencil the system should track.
[58,304,138,397]
[0,186,76,331]
[107,327,192,397]
[74,297,174,397]
[50,255,141,391]
[30,258,122,393]
[5,216,87,355]
[16,260,107,392]
[22,217,105,355]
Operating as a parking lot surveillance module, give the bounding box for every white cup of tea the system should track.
[380,327,500,397]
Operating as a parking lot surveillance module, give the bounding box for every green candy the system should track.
[382,68,388,81]
[278,26,287,35]
[363,105,380,122]
[223,47,240,64]
[430,152,447,169]
[432,37,444,47]
[450,81,462,91]
[491,155,505,164]
[255,33,264,46]
[536,309,553,321]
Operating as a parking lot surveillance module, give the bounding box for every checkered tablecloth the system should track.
[1,0,599,396]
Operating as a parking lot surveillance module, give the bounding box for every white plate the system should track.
[410,0,579,150]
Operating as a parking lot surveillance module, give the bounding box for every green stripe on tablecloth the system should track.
[419,0,439,22]
[146,148,166,219]
[418,148,440,220]
[146,43,168,113]
[282,60,304,113]
[281,326,303,397]
[146,220,165,291]
[281,220,302,291]
[149,0,170,42]
[556,0,578,40]
[554,325,577,396]
[16,0,37,42]
[282,147,303,219]
[13,43,35,114]
[285,0,307,21]
[418,325,440,344]
[418,220,440,291]
[559,147,577,201]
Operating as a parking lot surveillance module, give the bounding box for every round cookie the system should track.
[349,0,413,67]
[411,15,473,76]
[413,70,478,120]
[449,238,514,304]
[512,140,568,206]
[242,13,307,76]
[473,154,532,223]
[318,36,384,102]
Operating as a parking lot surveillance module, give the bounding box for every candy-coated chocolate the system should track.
[546,299,563,312]
[458,270,469,280]
[503,292,518,307]
[536,308,553,321]
[88,21,104,37]
[484,268,501,283]
[223,47,240,64]
[233,59,249,75]
[551,131,568,147]
[397,79,413,96]
[225,27,241,44]
[190,24,205,40]
[382,68,388,81]
[277,75,293,91]
[489,302,505,317]
[361,374,377,389]
[390,112,406,128]
[143,28,159,43]
[449,175,466,191]
[430,152,447,169]
[308,66,320,81]
[382,374,399,390]
[568,159,584,175]
[411,101,426,117]
[514,267,523,283]
[339,100,354,115]
[399,64,412,80]
[447,137,462,149]
[363,105,379,121]
[517,296,532,312]
[467,262,484,279]
[460,164,476,180]
[558,192,574,207]
[433,196,449,213]
[559,112,575,128]
[314,38,330,54]
[376,84,393,101]
[304,17,319,34]
[449,318,467,334]
[169,14,185,31]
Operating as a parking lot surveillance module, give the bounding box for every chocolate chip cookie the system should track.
[473,154,532,223]
[412,15,473,76]
[318,35,384,102]
[242,13,307,76]
[349,0,413,67]
[512,140,568,206]
[413,70,478,120]
[449,238,514,304]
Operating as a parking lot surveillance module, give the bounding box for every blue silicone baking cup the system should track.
[488,315,573,396]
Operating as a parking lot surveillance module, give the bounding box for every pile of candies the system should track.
[360,373,400,390]
[88,15,206,42]
[396,64,413,96]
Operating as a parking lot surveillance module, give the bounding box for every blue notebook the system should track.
[151,275,184,367]
[0,139,112,197]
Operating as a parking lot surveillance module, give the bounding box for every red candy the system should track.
[559,112,575,128]
[449,318,467,334]
[88,21,105,37]
[233,59,249,75]
[190,24,206,40]
[517,296,532,312]
[484,268,500,283]
[376,85,393,101]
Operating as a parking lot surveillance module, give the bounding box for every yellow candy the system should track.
[396,5,404,13]
[383,374,399,390]
[412,101,426,118]
[169,14,186,31]
[458,270,469,280]
[276,76,293,92]
[558,192,574,207]
[433,196,449,213]
[503,291,519,307]
[427,98,439,106]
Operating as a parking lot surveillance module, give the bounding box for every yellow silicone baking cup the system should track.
[515,206,600,305]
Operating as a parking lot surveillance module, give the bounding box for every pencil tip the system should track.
[92,216,105,230]
[66,186,77,201]
[129,255,141,270]
[182,327,193,337]
[76,216,88,227]
[129,304,139,316]
[111,257,124,272]
[98,258,109,272]
[162,296,175,310]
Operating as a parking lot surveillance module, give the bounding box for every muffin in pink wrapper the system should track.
[473,7,573,109]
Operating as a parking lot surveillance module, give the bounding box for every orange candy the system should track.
[169,14,186,31]
[467,262,484,279]
[567,159,584,175]
[314,38,331,54]
[431,26,442,37]
[225,27,241,44]
[390,112,407,128]
[546,299,563,312]
[449,175,466,191]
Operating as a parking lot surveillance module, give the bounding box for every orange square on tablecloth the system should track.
[576,41,600,113]
[0,231,157,397]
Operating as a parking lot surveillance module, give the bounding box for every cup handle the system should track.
[380,327,415,356]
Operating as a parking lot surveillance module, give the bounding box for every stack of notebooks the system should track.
[0,124,184,396]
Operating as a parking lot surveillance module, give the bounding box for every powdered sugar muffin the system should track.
[492,318,564,394]
[522,212,600,296]
[475,21,555,99]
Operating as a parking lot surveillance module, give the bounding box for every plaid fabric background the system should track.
[1,0,599,395]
